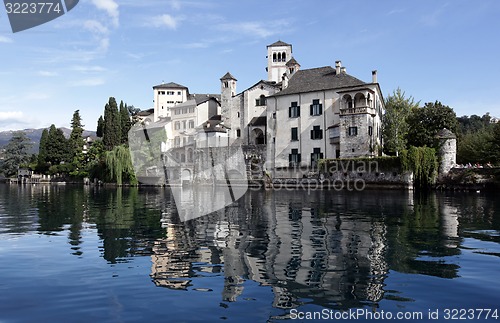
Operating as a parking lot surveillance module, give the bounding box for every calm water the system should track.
[0,184,499,322]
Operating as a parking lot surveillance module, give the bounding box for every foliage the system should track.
[319,156,402,173]
[45,125,70,165]
[85,140,106,180]
[68,110,85,173]
[119,100,131,144]
[382,88,419,156]
[1,131,32,177]
[457,113,492,135]
[103,97,121,151]
[401,146,438,189]
[37,128,49,172]
[97,115,104,138]
[457,127,494,165]
[406,101,458,148]
[490,121,500,164]
[104,145,137,185]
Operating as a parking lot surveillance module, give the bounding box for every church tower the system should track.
[267,40,293,83]
[220,72,237,129]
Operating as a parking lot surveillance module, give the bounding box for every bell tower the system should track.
[220,72,237,129]
[267,40,293,83]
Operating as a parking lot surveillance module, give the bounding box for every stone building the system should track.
[436,128,457,174]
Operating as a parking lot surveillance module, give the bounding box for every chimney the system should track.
[340,67,346,74]
[372,70,378,83]
[335,60,341,74]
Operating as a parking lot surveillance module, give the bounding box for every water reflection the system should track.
[1,184,500,314]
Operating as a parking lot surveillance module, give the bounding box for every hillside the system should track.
[0,128,97,154]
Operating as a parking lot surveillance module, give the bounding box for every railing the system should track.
[340,106,375,115]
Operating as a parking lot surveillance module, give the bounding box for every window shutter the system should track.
[289,106,292,118]
[289,154,292,163]
[319,104,323,115]
[320,153,324,159]
[297,106,300,117]
[310,129,314,139]
[320,131,323,140]
[310,105,313,115]
[298,154,301,163]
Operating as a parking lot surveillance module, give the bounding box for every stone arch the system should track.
[251,128,265,145]
[343,94,353,109]
[354,93,366,108]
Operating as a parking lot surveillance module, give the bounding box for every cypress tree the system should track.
[119,101,131,144]
[38,128,49,168]
[69,110,85,158]
[103,97,121,151]
[45,125,69,165]
[96,115,104,138]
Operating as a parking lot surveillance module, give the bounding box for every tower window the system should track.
[348,127,358,136]
[282,52,286,62]
[273,53,277,62]
[236,129,241,137]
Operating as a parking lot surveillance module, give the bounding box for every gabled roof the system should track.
[234,80,279,97]
[220,72,237,81]
[267,40,291,47]
[286,57,300,67]
[198,118,229,133]
[272,66,366,97]
[153,82,188,89]
[189,94,221,105]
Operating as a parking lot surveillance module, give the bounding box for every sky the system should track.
[1,0,499,132]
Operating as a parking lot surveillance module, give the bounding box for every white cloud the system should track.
[216,20,290,38]
[170,0,181,10]
[38,71,58,77]
[83,20,109,35]
[71,65,106,73]
[150,14,181,29]
[0,36,13,43]
[0,111,24,122]
[70,78,106,87]
[90,0,119,27]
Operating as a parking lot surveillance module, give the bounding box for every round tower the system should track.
[436,128,457,174]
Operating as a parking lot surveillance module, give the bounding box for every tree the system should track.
[96,115,104,138]
[45,124,69,165]
[119,101,131,144]
[103,97,121,150]
[490,121,500,164]
[406,101,458,148]
[37,128,49,171]
[457,127,494,164]
[69,110,85,158]
[104,144,137,185]
[382,88,419,156]
[1,131,32,177]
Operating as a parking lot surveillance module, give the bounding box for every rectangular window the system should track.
[291,127,298,141]
[289,102,300,118]
[167,91,175,95]
[182,108,187,114]
[174,121,180,130]
[311,125,323,140]
[310,99,323,116]
[311,148,324,167]
[368,126,373,136]
[182,120,186,129]
[348,126,358,136]
[167,101,174,104]
[174,136,180,147]
[236,129,241,137]
[189,120,194,129]
[188,107,195,113]
[177,91,182,95]
[159,91,165,95]
[289,149,301,167]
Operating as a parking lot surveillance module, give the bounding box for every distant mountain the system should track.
[0,128,97,154]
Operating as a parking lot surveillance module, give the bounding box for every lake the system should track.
[0,184,499,322]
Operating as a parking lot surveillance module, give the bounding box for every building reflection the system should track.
[151,189,393,309]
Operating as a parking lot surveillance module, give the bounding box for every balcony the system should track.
[340,106,375,116]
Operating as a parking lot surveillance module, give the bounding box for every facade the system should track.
[147,40,385,182]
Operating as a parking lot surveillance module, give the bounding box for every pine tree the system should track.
[37,128,49,169]
[46,125,69,165]
[103,97,121,151]
[69,110,85,158]
[119,101,131,144]
[1,131,32,177]
[96,115,104,138]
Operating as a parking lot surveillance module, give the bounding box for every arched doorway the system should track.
[251,128,265,145]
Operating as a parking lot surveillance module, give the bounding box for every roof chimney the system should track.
[335,60,341,74]
[372,70,378,83]
[340,67,346,74]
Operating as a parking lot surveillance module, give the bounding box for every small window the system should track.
[368,126,373,136]
[236,129,241,137]
[289,102,300,118]
[311,148,324,167]
[167,91,175,95]
[174,121,180,130]
[188,120,194,128]
[177,91,182,95]
[311,125,323,140]
[291,127,298,141]
[348,126,358,136]
[237,112,240,118]
[310,99,323,116]
[289,149,301,166]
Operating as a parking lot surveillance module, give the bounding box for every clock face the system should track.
[4,0,79,33]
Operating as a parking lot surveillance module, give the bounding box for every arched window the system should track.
[223,81,228,88]
[343,94,353,109]
[277,52,282,62]
[282,52,286,62]
[273,53,277,62]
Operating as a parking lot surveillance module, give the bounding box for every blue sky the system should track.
[1,0,499,131]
